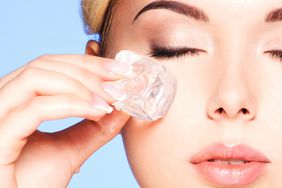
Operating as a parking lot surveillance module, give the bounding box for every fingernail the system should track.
[92,95,113,113]
[102,82,126,101]
[103,61,132,76]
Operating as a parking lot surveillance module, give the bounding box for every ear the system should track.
[85,40,101,56]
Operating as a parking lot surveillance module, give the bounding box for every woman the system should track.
[1,0,282,187]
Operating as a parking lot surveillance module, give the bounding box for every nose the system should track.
[207,68,257,122]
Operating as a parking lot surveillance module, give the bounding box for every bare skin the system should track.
[2,0,282,187]
[0,49,131,187]
[106,0,282,187]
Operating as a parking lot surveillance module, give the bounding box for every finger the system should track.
[0,67,98,119]
[52,109,131,174]
[0,94,110,165]
[28,59,124,104]
[0,54,130,89]
[37,54,130,80]
[0,66,25,88]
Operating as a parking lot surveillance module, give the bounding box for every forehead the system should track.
[113,0,282,25]
[105,0,282,57]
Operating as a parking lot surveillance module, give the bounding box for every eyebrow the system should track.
[133,0,209,23]
[265,7,282,22]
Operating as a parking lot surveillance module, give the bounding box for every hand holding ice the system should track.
[110,50,177,121]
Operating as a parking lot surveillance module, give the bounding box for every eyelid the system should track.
[148,45,207,59]
[264,49,282,53]
[150,44,207,53]
[264,49,282,61]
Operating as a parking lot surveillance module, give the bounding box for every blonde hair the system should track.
[81,0,117,55]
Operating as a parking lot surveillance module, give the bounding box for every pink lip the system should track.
[190,143,271,186]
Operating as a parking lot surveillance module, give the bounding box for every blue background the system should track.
[0,1,139,187]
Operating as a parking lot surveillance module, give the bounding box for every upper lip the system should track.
[190,142,271,164]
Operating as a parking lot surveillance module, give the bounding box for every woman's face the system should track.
[103,0,282,187]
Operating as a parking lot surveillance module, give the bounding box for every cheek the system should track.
[120,64,208,159]
[119,54,213,159]
[120,75,210,186]
[120,55,282,186]
[121,117,193,186]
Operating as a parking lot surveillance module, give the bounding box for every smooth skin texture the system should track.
[1,0,282,188]
[99,0,281,187]
[0,50,131,187]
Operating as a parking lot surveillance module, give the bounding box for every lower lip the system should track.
[193,161,268,186]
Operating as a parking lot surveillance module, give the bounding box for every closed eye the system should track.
[148,45,206,59]
[264,50,282,62]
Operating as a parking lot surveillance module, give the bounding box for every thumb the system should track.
[53,109,130,173]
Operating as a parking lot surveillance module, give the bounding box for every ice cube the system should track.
[110,50,177,121]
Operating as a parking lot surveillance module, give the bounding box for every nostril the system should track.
[216,107,224,114]
[241,108,249,114]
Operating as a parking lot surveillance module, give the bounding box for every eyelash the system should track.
[264,50,282,62]
[148,46,205,59]
[148,46,282,62]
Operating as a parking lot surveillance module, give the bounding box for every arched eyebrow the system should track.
[132,0,209,23]
[265,7,282,22]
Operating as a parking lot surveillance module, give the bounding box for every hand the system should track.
[0,54,131,188]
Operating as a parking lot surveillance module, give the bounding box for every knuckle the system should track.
[25,98,42,122]
[67,78,84,90]
[75,66,90,79]
[78,69,102,87]
[28,96,45,111]
[67,80,93,101]
[20,67,40,80]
